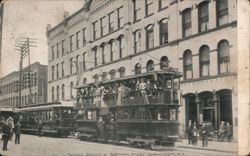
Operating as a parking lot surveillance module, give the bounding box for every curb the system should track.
[177,145,237,153]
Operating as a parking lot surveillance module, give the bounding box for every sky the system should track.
[1,0,84,77]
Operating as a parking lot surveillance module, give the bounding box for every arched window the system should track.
[216,0,228,26]
[218,40,230,73]
[159,18,168,45]
[110,70,116,79]
[52,87,55,101]
[160,56,169,69]
[119,67,125,78]
[183,50,193,79]
[100,43,106,64]
[135,63,141,74]
[118,35,125,59]
[56,85,59,101]
[62,84,65,100]
[70,82,74,99]
[109,39,115,62]
[146,60,154,72]
[198,1,209,32]
[146,24,154,50]
[93,46,98,67]
[102,72,107,81]
[25,95,27,105]
[33,93,37,103]
[83,78,87,84]
[61,61,65,77]
[93,74,99,82]
[182,8,192,37]
[134,30,141,53]
[199,45,210,76]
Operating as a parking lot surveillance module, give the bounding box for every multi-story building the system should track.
[0,62,48,107]
[46,0,237,139]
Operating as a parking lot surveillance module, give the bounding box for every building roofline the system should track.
[47,0,93,35]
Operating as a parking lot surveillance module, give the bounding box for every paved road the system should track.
[0,134,237,156]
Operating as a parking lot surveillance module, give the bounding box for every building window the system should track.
[82,28,86,46]
[118,35,124,59]
[93,74,99,82]
[70,82,74,99]
[198,1,209,32]
[117,6,124,29]
[70,34,74,52]
[132,0,141,22]
[56,63,59,79]
[83,78,87,84]
[82,52,86,70]
[160,56,169,69]
[182,8,192,38]
[76,55,79,74]
[52,87,55,101]
[134,30,141,53]
[135,63,141,74]
[52,46,55,60]
[183,50,193,79]
[146,60,154,72]
[51,66,55,80]
[61,40,65,57]
[110,70,116,79]
[102,72,107,81]
[159,18,168,45]
[199,45,210,77]
[56,85,59,101]
[218,40,230,74]
[76,31,80,49]
[109,40,114,62]
[70,58,73,74]
[146,24,154,50]
[93,21,98,40]
[158,0,167,10]
[56,43,60,58]
[61,61,64,77]
[216,0,228,26]
[34,73,37,86]
[100,16,105,37]
[100,43,106,64]
[62,84,65,100]
[93,47,98,67]
[108,12,115,33]
[119,67,125,78]
[145,0,154,17]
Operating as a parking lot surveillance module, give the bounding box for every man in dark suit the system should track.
[2,120,10,151]
[186,120,193,144]
[200,122,209,147]
[14,121,21,144]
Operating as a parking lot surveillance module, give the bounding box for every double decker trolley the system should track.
[75,68,182,148]
[14,101,75,137]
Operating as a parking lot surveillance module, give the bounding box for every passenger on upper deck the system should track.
[139,78,149,104]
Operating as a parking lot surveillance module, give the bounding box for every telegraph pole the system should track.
[15,38,37,108]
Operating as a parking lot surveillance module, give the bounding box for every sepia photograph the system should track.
[0,0,249,156]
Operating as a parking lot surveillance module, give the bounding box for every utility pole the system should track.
[15,38,37,108]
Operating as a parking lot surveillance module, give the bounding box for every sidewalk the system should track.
[176,139,237,153]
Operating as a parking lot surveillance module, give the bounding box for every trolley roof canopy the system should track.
[14,101,74,112]
[75,69,182,89]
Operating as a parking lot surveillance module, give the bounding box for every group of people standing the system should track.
[186,120,233,147]
[77,76,169,107]
[1,116,21,151]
